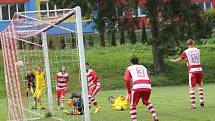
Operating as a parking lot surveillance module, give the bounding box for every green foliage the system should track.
[203,9,215,26]
[159,0,213,57]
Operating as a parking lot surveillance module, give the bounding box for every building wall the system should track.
[0,0,95,33]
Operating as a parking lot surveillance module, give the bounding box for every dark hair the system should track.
[108,96,114,101]
[186,39,194,46]
[86,63,89,66]
[130,56,139,64]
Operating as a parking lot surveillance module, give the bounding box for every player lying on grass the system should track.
[25,71,35,98]
[56,66,69,109]
[108,95,129,111]
[86,63,100,113]
[63,92,84,115]
[32,67,46,110]
[170,39,204,109]
[124,56,159,121]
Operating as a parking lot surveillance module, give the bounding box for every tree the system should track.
[159,0,212,56]
[119,17,126,45]
[90,0,106,47]
[127,0,138,44]
[141,19,148,44]
[104,0,117,46]
[146,0,164,71]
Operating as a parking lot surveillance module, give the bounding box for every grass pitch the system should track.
[0,84,215,121]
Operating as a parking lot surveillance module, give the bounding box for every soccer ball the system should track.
[67,99,73,107]
[16,61,24,69]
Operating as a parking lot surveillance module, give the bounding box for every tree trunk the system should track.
[71,33,76,48]
[111,32,116,46]
[141,19,148,44]
[100,32,105,47]
[130,29,137,44]
[147,0,164,71]
[88,34,94,47]
[120,30,125,45]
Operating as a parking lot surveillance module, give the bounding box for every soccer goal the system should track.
[0,6,90,121]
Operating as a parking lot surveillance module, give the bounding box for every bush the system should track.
[204,9,215,26]
[201,38,215,44]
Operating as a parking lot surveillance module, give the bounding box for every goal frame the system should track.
[1,6,90,121]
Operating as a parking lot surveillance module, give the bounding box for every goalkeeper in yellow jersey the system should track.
[32,67,46,110]
[108,95,129,111]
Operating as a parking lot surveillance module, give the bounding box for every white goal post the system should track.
[0,6,90,121]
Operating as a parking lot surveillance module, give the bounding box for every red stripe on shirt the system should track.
[132,80,151,85]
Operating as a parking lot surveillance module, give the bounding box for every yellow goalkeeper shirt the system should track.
[34,71,46,88]
[112,96,129,111]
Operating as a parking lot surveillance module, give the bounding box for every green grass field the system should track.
[0,40,215,120]
[0,84,215,121]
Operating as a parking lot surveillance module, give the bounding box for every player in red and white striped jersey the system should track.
[124,57,158,121]
[171,39,204,109]
[56,66,69,109]
[86,63,101,113]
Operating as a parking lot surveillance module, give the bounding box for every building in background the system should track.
[116,0,215,29]
[0,0,215,33]
[0,0,95,34]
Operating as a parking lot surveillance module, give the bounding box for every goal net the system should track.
[0,6,90,121]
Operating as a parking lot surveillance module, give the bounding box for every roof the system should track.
[0,0,27,4]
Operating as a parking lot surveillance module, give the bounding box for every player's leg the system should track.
[30,86,34,96]
[91,86,100,113]
[32,86,39,109]
[26,87,30,98]
[61,89,66,109]
[130,91,141,121]
[196,72,204,106]
[37,87,46,110]
[27,82,32,98]
[142,91,158,121]
[88,85,99,108]
[88,86,95,108]
[31,82,36,96]
[56,89,61,109]
[88,85,100,113]
[189,73,197,109]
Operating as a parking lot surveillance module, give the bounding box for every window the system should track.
[0,3,25,21]
[10,4,16,19]
[138,6,146,16]
[18,3,25,12]
[40,2,47,10]
[196,2,204,10]
[2,5,9,20]
[40,2,57,18]
[205,2,212,9]
[196,2,212,10]
[132,8,138,16]
[117,8,123,17]
[40,2,48,17]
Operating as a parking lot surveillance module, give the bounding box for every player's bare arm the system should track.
[170,58,182,62]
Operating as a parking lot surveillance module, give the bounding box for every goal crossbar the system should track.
[15,11,76,34]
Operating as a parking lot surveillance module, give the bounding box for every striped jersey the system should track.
[56,72,69,89]
[180,48,202,73]
[87,69,100,87]
[124,65,151,93]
